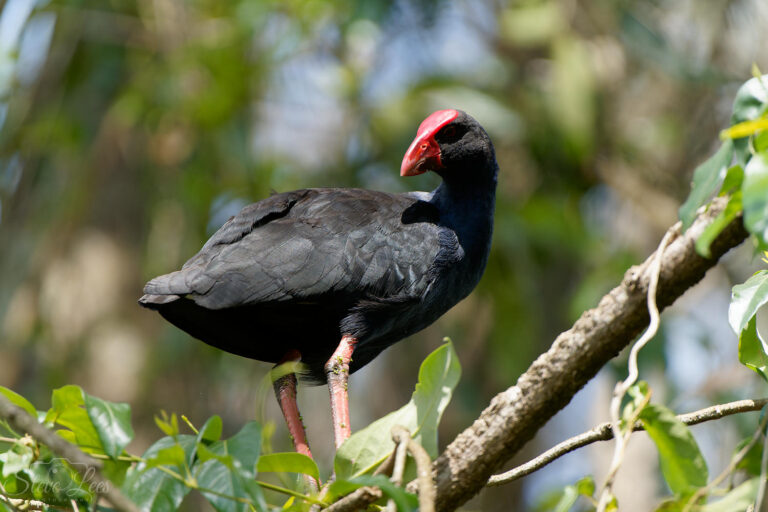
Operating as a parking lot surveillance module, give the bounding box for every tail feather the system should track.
[138,293,181,310]
[143,270,191,295]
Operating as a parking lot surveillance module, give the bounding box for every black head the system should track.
[400,109,497,184]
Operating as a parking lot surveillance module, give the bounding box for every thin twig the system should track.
[755,419,768,511]
[372,448,396,477]
[403,432,436,512]
[385,426,411,512]
[323,486,383,512]
[682,412,768,512]
[0,394,140,512]
[597,230,673,511]
[487,398,768,486]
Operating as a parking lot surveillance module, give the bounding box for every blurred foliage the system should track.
[1,0,768,510]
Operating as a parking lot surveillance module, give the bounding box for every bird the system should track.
[139,109,498,462]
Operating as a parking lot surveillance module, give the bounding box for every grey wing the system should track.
[144,189,443,310]
[142,189,308,300]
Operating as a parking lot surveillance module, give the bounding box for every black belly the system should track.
[156,297,347,383]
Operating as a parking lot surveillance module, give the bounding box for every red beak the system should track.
[400,109,460,177]
[400,134,441,177]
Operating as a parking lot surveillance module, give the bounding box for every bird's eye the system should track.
[439,125,460,142]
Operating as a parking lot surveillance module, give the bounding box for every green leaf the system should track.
[256,453,320,480]
[729,270,768,334]
[146,444,188,468]
[122,435,196,512]
[46,385,102,453]
[738,317,768,382]
[0,444,34,477]
[25,455,93,505]
[198,415,223,443]
[0,387,38,419]
[188,415,224,467]
[194,424,266,512]
[735,435,763,476]
[699,477,759,512]
[83,393,133,459]
[154,411,179,437]
[224,421,261,473]
[695,190,742,258]
[638,404,708,496]
[334,341,461,479]
[679,140,733,230]
[731,74,768,166]
[743,151,768,248]
[553,485,579,512]
[575,475,595,497]
[719,165,744,196]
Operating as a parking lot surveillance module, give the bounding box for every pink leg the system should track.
[272,353,319,492]
[324,335,357,449]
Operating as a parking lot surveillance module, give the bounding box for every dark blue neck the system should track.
[430,162,498,261]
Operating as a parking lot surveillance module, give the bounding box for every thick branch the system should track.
[410,197,748,510]
[487,397,768,485]
[0,394,140,512]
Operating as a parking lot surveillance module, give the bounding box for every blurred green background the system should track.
[1,0,767,510]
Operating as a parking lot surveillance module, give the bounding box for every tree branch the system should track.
[406,196,748,510]
[0,394,140,512]
[323,486,383,512]
[487,397,768,486]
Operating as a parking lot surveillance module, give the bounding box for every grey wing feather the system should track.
[142,190,307,298]
[144,188,443,310]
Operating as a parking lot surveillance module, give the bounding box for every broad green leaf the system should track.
[194,424,266,512]
[0,387,38,419]
[24,455,93,505]
[334,341,461,479]
[102,459,130,487]
[146,444,187,468]
[196,442,232,465]
[719,165,744,196]
[224,421,261,473]
[45,385,102,453]
[83,393,133,459]
[198,415,223,443]
[738,317,768,382]
[695,190,742,258]
[189,415,224,467]
[0,444,34,477]
[256,452,319,480]
[729,270,768,334]
[639,404,708,496]
[122,435,196,512]
[679,140,733,230]
[731,74,768,166]
[699,477,759,512]
[743,151,768,248]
